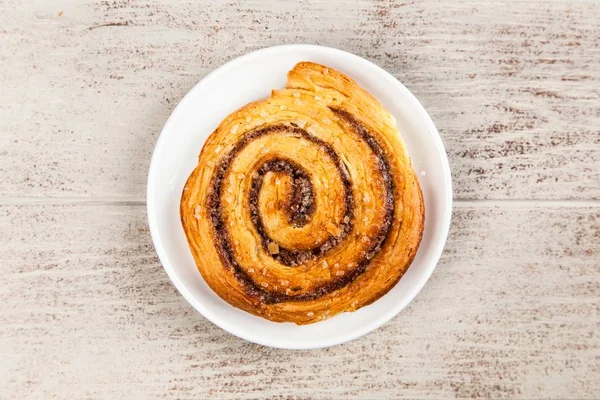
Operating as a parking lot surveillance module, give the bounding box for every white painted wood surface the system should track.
[1,0,599,398]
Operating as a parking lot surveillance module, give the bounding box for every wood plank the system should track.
[1,0,599,200]
[1,203,598,398]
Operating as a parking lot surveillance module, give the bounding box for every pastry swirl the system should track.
[181,62,424,324]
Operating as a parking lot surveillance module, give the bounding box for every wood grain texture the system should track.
[2,0,600,398]
[0,0,599,200]
[1,203,599,399]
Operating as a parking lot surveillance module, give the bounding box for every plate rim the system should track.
[147,44,453,349]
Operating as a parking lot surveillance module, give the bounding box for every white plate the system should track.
[147,44,452,349]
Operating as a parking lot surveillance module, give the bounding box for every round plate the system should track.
[147,44,452,349]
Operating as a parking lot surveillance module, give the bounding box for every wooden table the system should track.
[2,1,599,398]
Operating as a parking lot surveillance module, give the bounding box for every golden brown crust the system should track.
[180,62,424,324]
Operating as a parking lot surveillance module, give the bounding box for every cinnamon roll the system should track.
[181,62,424,324]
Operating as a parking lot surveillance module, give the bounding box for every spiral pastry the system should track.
[181,62,424,324]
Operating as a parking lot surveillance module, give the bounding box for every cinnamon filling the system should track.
[206,117,394,303]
